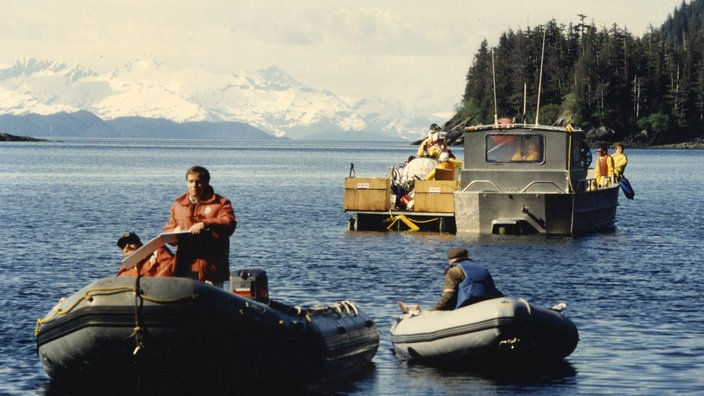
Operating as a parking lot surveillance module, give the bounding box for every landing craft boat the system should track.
[35,268,379,387]
[390,297,578,365]
[344,121,620,235]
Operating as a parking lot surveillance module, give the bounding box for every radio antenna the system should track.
[535,30,546,125]
[492,49,498,126]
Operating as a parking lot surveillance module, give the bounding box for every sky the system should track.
[0,0,686,120]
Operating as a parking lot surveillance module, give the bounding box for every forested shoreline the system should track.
[448,0,704,147]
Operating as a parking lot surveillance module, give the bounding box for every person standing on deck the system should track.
[594,144,615,187]
[416,132,440,158]
[416,124,450,160]
[163,166,237,287]
[611,143,628,181]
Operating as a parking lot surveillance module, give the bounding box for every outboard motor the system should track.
[230,268,269,303]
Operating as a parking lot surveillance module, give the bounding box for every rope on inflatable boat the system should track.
[305,301,360,318]
[334,300,359,316]
[34,285,199,336]
[131,275,145,355]
[290,306,312,323]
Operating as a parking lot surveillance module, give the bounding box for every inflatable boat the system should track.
[35,270,379,386]
[390,297,578,365]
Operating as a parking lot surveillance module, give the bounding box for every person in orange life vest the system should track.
[116,232,175,277]
[163,166,237,287]
[593,144,615,187]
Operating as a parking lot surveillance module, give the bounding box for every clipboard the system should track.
[122,231,190,270]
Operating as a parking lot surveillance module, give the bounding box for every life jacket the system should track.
[597,155,609,177]
[454,259,503,309]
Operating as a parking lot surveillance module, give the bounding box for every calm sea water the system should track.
[1,138,703,395]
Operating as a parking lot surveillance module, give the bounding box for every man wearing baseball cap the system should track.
[398,247,503,314]
[115,232,175,277]
[431,247,503,310]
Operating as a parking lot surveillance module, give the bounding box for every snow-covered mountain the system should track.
[0,57,434,140]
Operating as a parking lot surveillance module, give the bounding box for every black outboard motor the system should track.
[230,269,269,303]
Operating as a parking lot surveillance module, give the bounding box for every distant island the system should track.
[0,132,48,142]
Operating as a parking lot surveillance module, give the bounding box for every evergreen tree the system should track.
[453,0,704,144]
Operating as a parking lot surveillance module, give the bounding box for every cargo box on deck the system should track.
[414,180,458,213]
[344,177,390,211]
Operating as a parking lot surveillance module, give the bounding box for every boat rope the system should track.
[130,275,145,355]
[340,300,358,316]
[287,305,312,323]
[498,337,520,350]
[384,213,445,232]
[34,284,199,336]
[332,301,359,316]
[408,217,443,224]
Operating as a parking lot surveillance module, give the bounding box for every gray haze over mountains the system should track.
[0,58,435,140]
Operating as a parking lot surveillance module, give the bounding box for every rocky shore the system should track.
[650,139,704,149]
[1,133,48,142]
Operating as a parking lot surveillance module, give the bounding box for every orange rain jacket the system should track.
[163,187,237,283]
[116,247,176,277]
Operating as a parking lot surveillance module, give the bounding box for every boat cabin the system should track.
[460,124,591,195]
[454,123,618,235]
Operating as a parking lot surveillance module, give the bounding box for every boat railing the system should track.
[460,179,566,194]
[460,179,503,193]
[576,175,617,192]
[519,181,566,193]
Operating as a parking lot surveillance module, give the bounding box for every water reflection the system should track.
[393,359,577,391]
[41,363,378,396]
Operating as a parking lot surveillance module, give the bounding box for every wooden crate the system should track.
[344,178,390,211]
[414,180,458,213]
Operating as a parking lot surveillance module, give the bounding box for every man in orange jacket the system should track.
[163,166,237,287]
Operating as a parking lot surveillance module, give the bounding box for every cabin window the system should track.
[485,134,544,163]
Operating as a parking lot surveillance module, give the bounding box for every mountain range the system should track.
[0,58,433,140]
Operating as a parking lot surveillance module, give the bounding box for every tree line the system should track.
[449,0,704,146]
